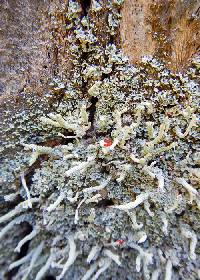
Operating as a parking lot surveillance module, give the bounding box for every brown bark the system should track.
[0,0,73,183]
[120,0,200,71]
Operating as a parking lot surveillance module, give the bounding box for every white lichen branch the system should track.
[110,193,149,211]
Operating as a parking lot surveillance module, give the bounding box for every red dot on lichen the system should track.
[103,138,112,147]
[115,239,124,245]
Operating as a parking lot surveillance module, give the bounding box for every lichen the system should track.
[0,0,200,279]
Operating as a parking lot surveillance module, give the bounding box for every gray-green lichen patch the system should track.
[0,0,200,279]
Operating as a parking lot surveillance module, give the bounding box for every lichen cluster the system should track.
[0,1,200,279]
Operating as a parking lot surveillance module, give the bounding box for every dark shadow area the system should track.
[96,198,114,208]
[80,0,91,16]
[87,96,98,126]
[5,223,33,280]
[44,276,56,280]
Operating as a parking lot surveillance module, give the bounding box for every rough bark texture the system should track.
[120,0,200,71]
[0,1,199,280]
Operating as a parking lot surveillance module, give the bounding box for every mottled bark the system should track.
[120,0,200,71]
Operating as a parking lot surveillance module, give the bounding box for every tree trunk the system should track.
[0,0,199,279]
[120,0,200,71]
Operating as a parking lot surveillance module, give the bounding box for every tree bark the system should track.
[120,0,200,71]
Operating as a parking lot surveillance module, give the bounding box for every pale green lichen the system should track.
[0,0,200,279]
